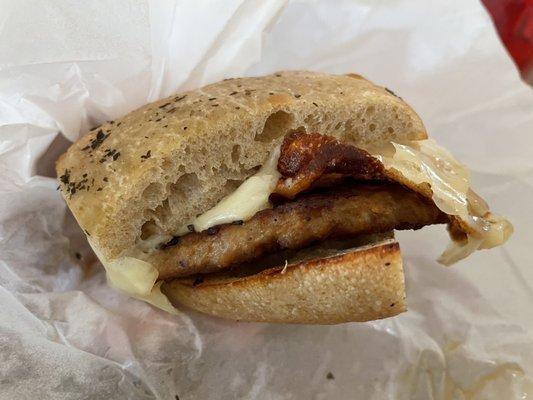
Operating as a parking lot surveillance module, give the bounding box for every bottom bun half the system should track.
[161,236,406,324]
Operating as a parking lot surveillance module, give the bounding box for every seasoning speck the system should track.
[294,94,301,98]
[208,97,217,101]
[159,102,171,109]
[390,303,395,307]
[112,152,121,161]
[103,177,108,182]
[179,260,188,269]
[231,220,244,225]
[183,126,188,130]
[161,236,180,249]
[193,275,204,286]
[385,262,391,266]
[59,169,71,185]
[187,224,195,233]
[326,372,334,380]
[312,102,318,107]
[229,91,238,96]
[141,150,151,160]
[206,226,220,235]
[174,95,187,102]
[75,252,82,260]
[89,129,110,150]
[385,87,401,99]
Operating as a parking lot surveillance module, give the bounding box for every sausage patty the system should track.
[150,183,447,279]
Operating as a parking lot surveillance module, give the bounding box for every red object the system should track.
[482,0,533,79]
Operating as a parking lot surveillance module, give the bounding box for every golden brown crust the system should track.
[161,237,406,324]
[56,71,427,261]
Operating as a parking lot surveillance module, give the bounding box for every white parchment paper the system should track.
[1,1,533,399]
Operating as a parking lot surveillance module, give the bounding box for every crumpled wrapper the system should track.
[1,1,532,399]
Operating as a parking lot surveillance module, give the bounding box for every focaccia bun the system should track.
[56,71,426,261]
[161,236,406,324]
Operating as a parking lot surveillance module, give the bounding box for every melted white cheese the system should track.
[88,239,178,313]
[192,145,281,232]
[368,139,512,264]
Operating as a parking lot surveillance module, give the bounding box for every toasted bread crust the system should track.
[162,238,406,324]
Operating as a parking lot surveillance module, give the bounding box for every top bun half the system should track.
[56,71,426,261]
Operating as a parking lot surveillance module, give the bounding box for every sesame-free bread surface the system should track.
[162,236,406,324]
[56,71,426,261]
